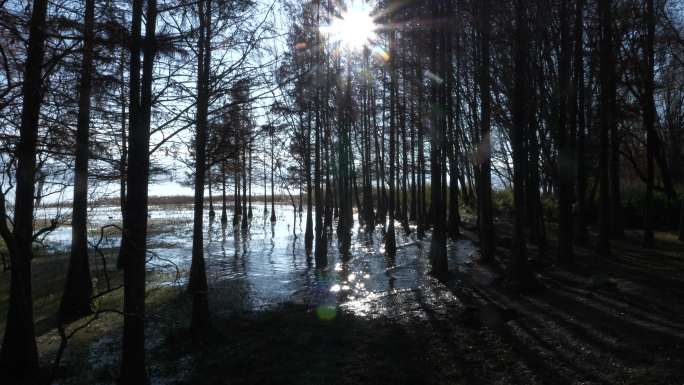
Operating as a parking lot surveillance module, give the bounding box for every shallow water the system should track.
[38,204,477,317]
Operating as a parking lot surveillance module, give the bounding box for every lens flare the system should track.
[321,4,377,50]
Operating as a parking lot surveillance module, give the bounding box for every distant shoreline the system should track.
[40,194,303,208]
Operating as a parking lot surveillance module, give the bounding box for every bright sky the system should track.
[146,0,380,198]
[321,0,377,51]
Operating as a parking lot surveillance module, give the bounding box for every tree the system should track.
[610,18,623,240]
[510,0,535,288]
[558,0,574,264]
[0,0,49,381]
[428,0,447,275]
[384,2,397,258]
[59,0,96,324]
[337,62,353,257]
[313,0,327,268]
[597,0,613,257]
[189,0,212,334]
[119,0,157,382]
[642,0,656,248]
[446,6,462,240]
[573,0,588,245]
[477,0,495,263]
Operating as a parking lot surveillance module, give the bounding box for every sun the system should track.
[321,2,377,50]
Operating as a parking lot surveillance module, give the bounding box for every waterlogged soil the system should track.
[4,205,684,384]
[38,204,477,315]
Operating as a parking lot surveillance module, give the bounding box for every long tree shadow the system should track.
[451,226,684,385]
[174,302,462,385]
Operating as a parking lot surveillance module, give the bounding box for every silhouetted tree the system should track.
[0,0,49,381]
[119,0,157,383]
[477,0,495,263]
[189,0,212,334]
[60,0,96,324]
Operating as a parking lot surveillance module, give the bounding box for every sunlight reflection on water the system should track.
[38,204,476,318]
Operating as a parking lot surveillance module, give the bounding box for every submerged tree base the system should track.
[2,215,684,385]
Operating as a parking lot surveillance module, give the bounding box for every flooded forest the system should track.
[1,0,684,384]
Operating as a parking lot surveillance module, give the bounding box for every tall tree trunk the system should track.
[0,0,48,380]
[60,0,96,324]
[233,135,241,226]
[362,50,375,231]
[378,74,389,225]
[416,56,426,239]
[527,4,547,249]
[385,9,397,258]
[116,12,129,271]
[510,0,535,288]
[373,85,386,224]
[478,0,495,262]
[573,0,588,245]
[324,115,333,229]
[208,166,215,218]
[642,0,656,248]
[248,142,253,218]
[447,8,461,239]
[608,0,622,239]
[305,110,314,254]
[314,104,327,265]
[337,63,353,257]
[410,92,417,222]
[242,145,248,229]
[221,159,227,225]
[270,132,276,223]
[263,139,267,214]
[597,0,613,257]
[189,0,211,334]
[400,59,409,232]
[313,0,327,267]
[119,1,156,383]
[119,43,128,246]
[428,0,447,275]
[558,0,574,264]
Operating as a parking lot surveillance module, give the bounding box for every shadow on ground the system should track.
[162,302,462,385]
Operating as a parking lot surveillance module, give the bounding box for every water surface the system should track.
[39,204,477,318]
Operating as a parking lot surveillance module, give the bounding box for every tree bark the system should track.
[337,63,353,257]
[642,0,656,248]
[221,159,227,225]
[119,0,156,383]
[609,0,622,238]
[60,0,96,324]
[597,0,613,257]
[510,0,535,288]
[313,0,327,267]
[270,130,276,223]
[189,0,212,334]
[385,8,397,258]
[0,0,48,380]
[447,5,461,239]
[119,43,128,246]
[428,0,447,275]
[573,0,588,245]
[305,110,314,254]
[208,166,215,218]
[478,0,495,263]
[558,0,574,264]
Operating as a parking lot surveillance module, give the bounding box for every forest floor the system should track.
[178,225,684,385]
[443,225,684,385]
[1,217,684,385]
